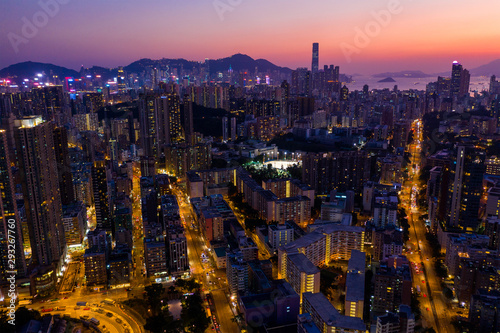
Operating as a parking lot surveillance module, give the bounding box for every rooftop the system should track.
[345,272,365,302]
[347,250,366,274]
[297,313,321,333]
[287,253,319,275]
[303,292,366,331]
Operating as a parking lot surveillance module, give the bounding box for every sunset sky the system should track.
[1,0,499,74]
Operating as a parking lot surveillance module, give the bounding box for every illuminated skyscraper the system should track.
[92,160,111,232]
[451,61,470,99]
[311,43,319,74]
[449,145,486,230]
[139,94,157,157]
[15,116,66,267]
[0,130,26,280]
[156,94,182,149]
[183,94,194,145]
[117,66,126,91]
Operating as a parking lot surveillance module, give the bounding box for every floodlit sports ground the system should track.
[264,160,300,169]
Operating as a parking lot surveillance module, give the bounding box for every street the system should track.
[403,119,455,333]
[172,184,240,333]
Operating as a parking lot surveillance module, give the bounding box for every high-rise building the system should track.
[157,94,182,146]
[226,252,249,298]
[62,202,86,246]
[54,126,75,206]
[311,43,319,74]
[469,290,500,332]
[161,194,181,227]
[376,305,415,333]
[183,94,195,145]
[0,130,26,280]
[92,160,111,232]
[451,61,470,99]
[302,151,372,194]
[451,61,463,98]
[222,116,229,142]
[268,223,294,251]
[15,116,66,268]
[283,252,320,303]
[448,145,486,230]
[278,225,365,279]
[302,292,366,333]
[373,256,412,313]
[30,86,64,122]
[84,249,107,286]
[230,117,237,141]
[139,94,157,157]
[166,225,188,276]
[117,66,126,91]
[82,92,104,113]
[144,235,167,278]
[345,250,366,319]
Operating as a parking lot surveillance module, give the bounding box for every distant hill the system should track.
[207,53,292,74]
[372,70,432,78]
[124,58,201,74]
[0,61,79,82]
[378,77,396,83]
[123,53,292,76]
[470,59,500,76]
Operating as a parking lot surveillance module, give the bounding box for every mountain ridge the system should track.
[2,57,500,84]
[0,54,291,83]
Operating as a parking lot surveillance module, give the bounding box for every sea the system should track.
[344,75,492,92]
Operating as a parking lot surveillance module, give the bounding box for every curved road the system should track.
[29,294,144,333]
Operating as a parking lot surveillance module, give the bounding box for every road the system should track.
[172,184,239,333]
[29,293,144,333]
[131,164,147,288]
[403,119,455,333]
[226,200,271,261]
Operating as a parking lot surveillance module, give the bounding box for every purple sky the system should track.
[1,0,499,74]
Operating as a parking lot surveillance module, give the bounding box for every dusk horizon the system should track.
[3,52,500,77]
[2,0,500,74]
[1,1,500,333]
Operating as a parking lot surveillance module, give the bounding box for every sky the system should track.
[1,0,499,74]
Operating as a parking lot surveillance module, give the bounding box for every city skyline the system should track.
[1,0,500,74]
[1,1,500,333]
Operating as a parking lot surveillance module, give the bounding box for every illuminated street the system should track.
[402,120,455,333]
[28,293,144,333]
[172,184,239,333]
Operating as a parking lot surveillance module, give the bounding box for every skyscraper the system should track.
[222,116,229,142]
[0,130,26,280]
[158,94,182,146]
[451,61,462,98]
[15,116,66,267]
[117,66,126,91]
[230,117,237,141]
[183,94,194,145]
[449,145,486,230]
[92,160,111,232]
[451,61,470,99]
[311,43,319,74]
[53,126,75,206]
[139,94,157,157]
